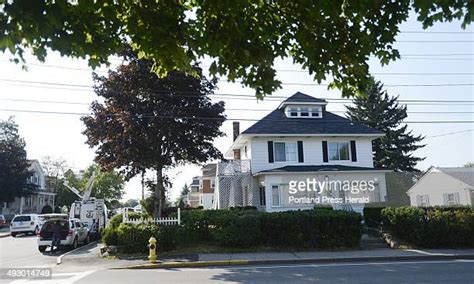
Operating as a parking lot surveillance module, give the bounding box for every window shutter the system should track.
[322,141,328,163]
[455,193,460,204]
[297,141,304,163]
[268,141,274,163]
[350,140,357,162]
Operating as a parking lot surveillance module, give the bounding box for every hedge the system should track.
[363,207,385,228]
[103,209,363,252]
[381,207,474,248]
[179,209,362,249]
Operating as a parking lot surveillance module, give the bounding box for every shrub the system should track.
[363,207,385,228]
[112,223,178,253]
[107,212,149,230]
[381,207,474,248]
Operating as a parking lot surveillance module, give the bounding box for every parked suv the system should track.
[37,214,89,252]
[10,214,41,237]
[0,215,7,227]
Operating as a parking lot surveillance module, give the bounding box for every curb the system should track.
[57,241,98,265]
[0,233,10,238]
[114,254,474,270]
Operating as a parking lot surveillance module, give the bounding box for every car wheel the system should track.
[38,246,47,253]
[72,238,78,250]
[11,233,16,237]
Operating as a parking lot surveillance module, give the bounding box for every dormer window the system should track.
[285,106,322,118]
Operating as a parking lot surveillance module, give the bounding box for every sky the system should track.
[0,12,473,202]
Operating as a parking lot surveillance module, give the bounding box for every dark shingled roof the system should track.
[258,165,388,174]
[282,92,327,103]
[242,107,383,136]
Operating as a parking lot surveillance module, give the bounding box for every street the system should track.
[1,235,473,283]
[0,234,59,269]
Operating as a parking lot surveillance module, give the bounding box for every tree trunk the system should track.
[154,167,164,218]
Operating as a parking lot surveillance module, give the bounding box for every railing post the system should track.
[177,208,181,225]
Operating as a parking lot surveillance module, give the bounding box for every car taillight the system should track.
[68,230,73,236]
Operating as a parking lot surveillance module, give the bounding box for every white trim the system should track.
[278,101,327,109]
[254,169,391,176]
[240,133,384,138]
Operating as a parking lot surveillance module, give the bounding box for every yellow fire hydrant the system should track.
[148,237,157,263]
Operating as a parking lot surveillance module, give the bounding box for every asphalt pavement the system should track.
[75,260,474,283]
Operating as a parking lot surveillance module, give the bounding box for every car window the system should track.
[13,216,31,222]
[70,221,75,228]
[75,221,82,228]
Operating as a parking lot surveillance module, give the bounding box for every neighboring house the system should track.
[187,176,201,208]
[215,92,389,213]
[186,165,217,209]
[1,160,56,217]
[199,164,216,209]
[407,167,474,207]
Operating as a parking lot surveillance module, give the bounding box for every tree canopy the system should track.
[346,78,425,172]
[1,1,472,98]
[81,52,226,216]
[0,117,35,202]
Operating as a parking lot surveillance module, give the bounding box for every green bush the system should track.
[107,212,149,229]
[181,209,362,249]
[363,207,386,228]
[382,207,474,248]
[112,223,178,253]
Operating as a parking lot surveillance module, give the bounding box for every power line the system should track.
[1,78,473,90]
[397,40,474,43]
[2,96,474,105]
[425,129,474,139]
[1,108,473,124]
[400,30,474,34]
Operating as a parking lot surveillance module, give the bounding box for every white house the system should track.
[407,167,474,207]
[215,92,389,212]
[1,160,56,216]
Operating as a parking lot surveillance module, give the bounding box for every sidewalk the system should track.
[116,248,474,269]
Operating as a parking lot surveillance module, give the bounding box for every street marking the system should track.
[404,249,454,256]
[57,241,97,265]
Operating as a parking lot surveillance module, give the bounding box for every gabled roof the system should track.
[282,92,327,104]
[256,165,389,175]
[202,163,217,177]
[241,108,383,135]
[438,167,474,187]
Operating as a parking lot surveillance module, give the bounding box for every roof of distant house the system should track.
[202,163,217,177]
[241,92,384,136]
[437,167,474,187]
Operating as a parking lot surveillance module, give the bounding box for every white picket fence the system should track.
[122,208,181,226]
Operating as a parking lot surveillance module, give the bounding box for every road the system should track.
[0,234,59,269]
[1,236,473,283]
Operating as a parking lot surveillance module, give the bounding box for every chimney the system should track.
[232,122,240,141]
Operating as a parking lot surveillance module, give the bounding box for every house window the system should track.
[300,107,309,117]
[444,193,460,206]
[328,142,350,161]
[289,108,298,117]
[259,186,266,206]
[211,179,215,189]
[274,142,297,162]
[311,108,320,117]
[416,195,430,207]
[272,185,280,206]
